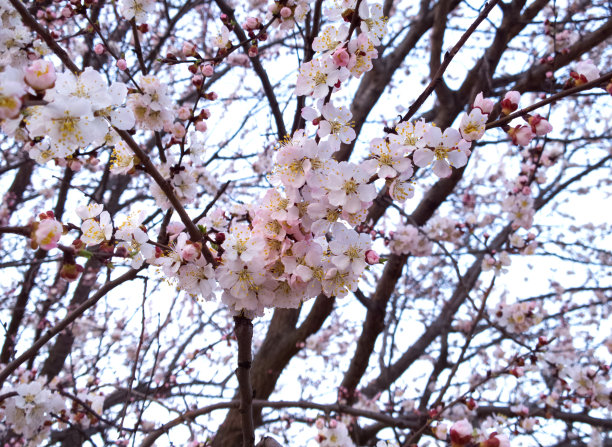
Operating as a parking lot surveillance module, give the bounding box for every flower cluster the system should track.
[495,300,543,333]
[19,66,134,163]
[315,418,355,447]
[128,75,173,131]
[0,0,48,68]
[2,378,65,445]
[389,224,433,256]
[447,419,510,447]
[499,91,553,146]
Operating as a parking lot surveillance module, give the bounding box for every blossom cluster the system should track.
[0,374,106,446]
[315,418,355,447]
[7,0,563,317]
[1,378,65,445]
[495,300,543,333]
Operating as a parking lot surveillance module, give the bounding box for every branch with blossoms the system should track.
[0,0,611,445]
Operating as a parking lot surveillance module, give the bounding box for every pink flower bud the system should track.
[61,6,72,17]
[60,262,84,282]
[24,60,56,90]
[244,17,258,30]
[449,419,473,446]
[192,74,203,87]
[34,218,63,250]
[365,250,379,265]
[208,92,218,100]
[182,42,196,57]
[180,243,200,262]
[200,108,211,119]
[94,43,105,54]
[332,47,350,67]
[195,120,208,132]
[280,6,292,18]
[177,106,191,120]
[248,45,258,57]
[508,125,534,146]
[501,91,520,115]
[70,160,82,171]
[172,123,186,139]
[116,58,127,71]
[201,64,214,76]
[473,92,494,114]
[528,114,552,136]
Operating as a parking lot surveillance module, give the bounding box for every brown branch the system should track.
[234,315,255,447]
[400,0,501,123]
[214,0,288,141]
[113,128,217,265]
[141,398,424,447]
[360,223,514,399]
[193,180,231,224]
[0,226,30,236]
[486,71,612,129]
[131,19,147,75]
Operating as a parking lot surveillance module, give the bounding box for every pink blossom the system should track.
[166,222,186,239]
[508,125,534,146]
[449,419,473,446]
[178,242,200,262]
[280,7,292,18]
[332,47,349,67]
[34,218,63,250]
[24,60,56,91]
[460,108,487,141]
[574,59,600,83]
[501,91,520,115]
[172,123,186,139]
[473,92,494,114]
[195,120,207,132]
[177,106,191,120]
[94,43,105,54]
[365,250,379,264]
[116,59,127,71]
[201,64,214,77]
[243,17,259,30]
[182,42,196,57]
[528,114,553,136]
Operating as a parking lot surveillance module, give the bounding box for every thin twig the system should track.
[0,268,142,386]
[400,0,501,123]
[486,71,612,129]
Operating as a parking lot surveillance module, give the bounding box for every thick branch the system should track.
[234,316,255,447]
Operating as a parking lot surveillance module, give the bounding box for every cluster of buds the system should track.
[500,91,552,146]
